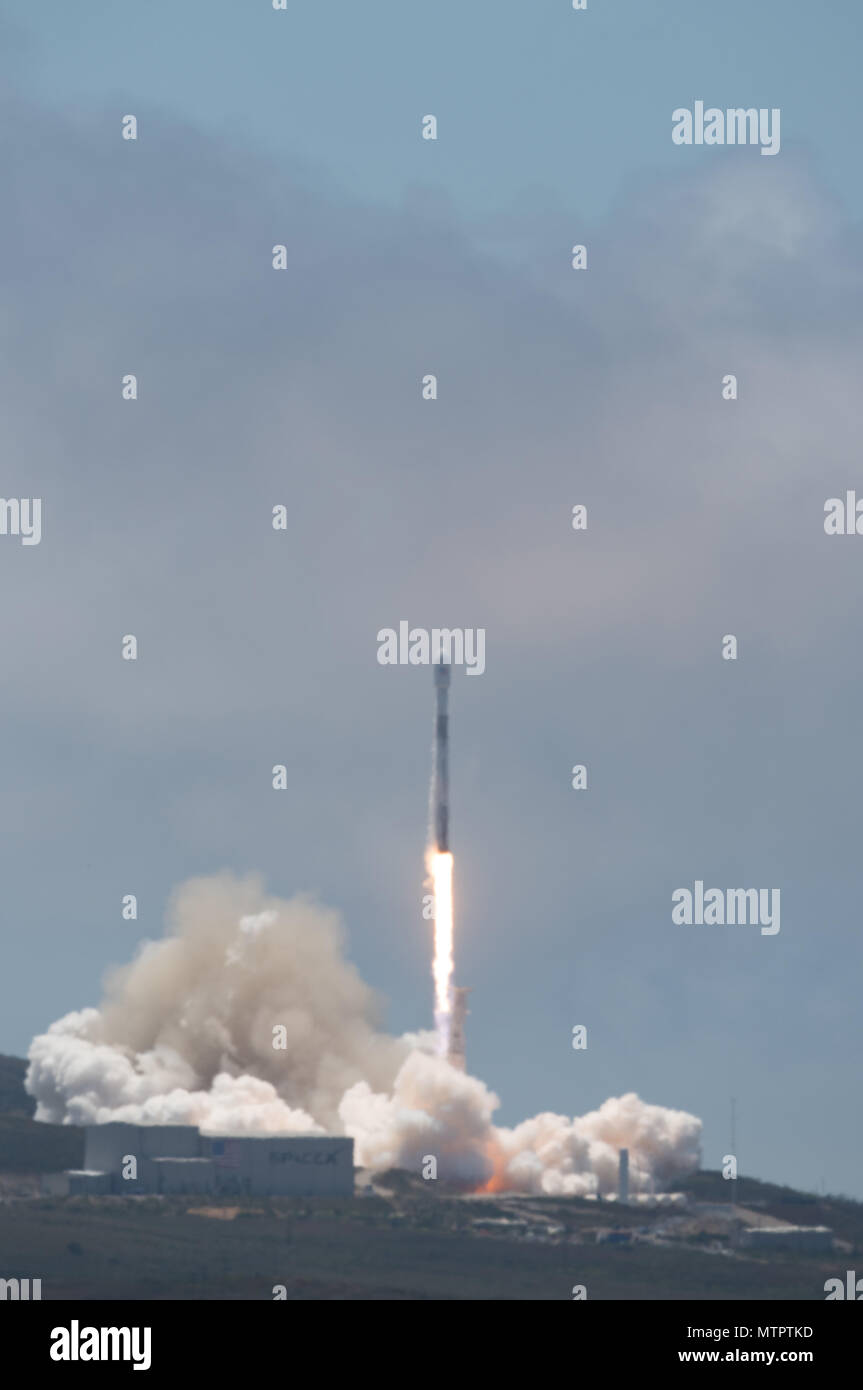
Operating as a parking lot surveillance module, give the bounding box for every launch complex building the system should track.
[43,1124,355,1197]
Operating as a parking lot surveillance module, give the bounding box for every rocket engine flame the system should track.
[430,849,454,1055]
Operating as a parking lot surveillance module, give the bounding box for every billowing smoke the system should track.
[27,874,701,1194]
[27,875,408,1137]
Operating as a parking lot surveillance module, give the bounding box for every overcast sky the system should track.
[2,0,862,1198]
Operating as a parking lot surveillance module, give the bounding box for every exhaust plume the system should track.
[429,849,454,1055]
[26,874,701,1194]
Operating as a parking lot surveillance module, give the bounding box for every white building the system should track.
[739,1225,833,1253]
[43,1123,354,1198]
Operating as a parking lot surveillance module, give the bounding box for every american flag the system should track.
[210,1139,242,1169]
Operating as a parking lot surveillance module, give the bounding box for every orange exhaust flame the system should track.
[428,850,454,1054]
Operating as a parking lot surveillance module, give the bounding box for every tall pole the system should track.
[731,1096,737,1210]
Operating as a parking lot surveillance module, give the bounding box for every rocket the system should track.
[430,660,469,1072]
[433,661,450,852]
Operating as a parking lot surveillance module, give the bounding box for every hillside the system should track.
[0,1054,858,1299]
[0,1054,83,1174]
[0,1053,35,1116]
[0,1186,855,1301]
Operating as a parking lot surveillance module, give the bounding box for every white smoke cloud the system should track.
[341,1051,501,1188]
[491,1093,703,1197]
[26,875,701,1193]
